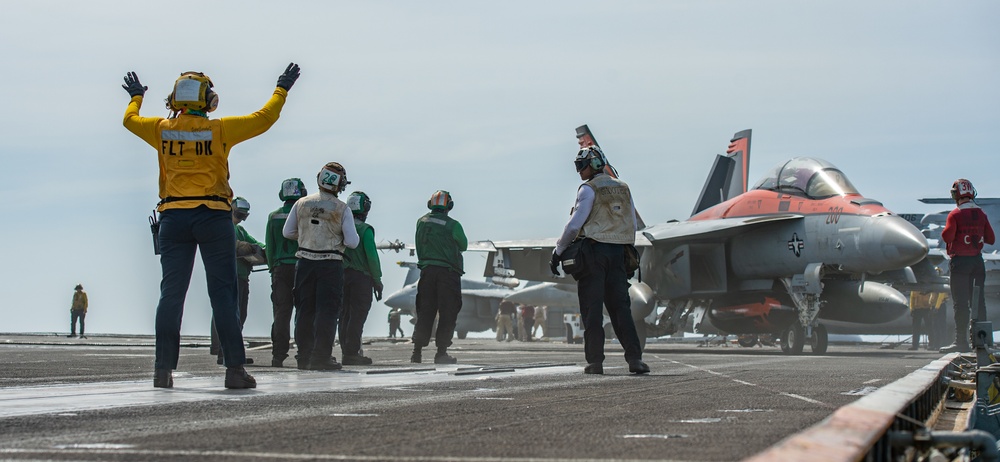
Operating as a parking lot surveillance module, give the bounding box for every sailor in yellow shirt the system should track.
[908,290,937,350]
[69,284,88,338]
[121,63,300,389]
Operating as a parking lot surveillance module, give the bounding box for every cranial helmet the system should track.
[233,196,250,220]
[574,145,607,173]
[951,178,977,201]
[279,178,307,202]
[427,190,454,211]
[317,162,349,195]
[347,191,372,218]
[166,72,219,113]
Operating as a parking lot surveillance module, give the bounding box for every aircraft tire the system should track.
[737,335,759,348]
[781,324,805,355]
[809,324,828,355]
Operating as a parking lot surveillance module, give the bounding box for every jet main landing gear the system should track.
[778,323,828,355]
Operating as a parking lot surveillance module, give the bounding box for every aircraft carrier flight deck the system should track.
[0,333,949,461]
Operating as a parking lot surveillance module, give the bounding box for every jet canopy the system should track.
[752,157,860,199]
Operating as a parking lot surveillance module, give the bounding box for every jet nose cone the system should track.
[382,289,412,310]
[866,215,929,271]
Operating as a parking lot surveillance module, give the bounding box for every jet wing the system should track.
[642,214,803,244]
[478,234,653,283]
[636,214,806,299]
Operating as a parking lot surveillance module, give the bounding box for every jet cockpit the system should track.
[752,157,860,199]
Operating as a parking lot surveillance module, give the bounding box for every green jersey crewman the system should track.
[411,190,467,364]
[265,178,306,368]
[340,191,384,365]
[211,196,263,364]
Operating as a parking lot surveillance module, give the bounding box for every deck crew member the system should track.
[69,284,88,339]
[266,178,307,367]
[340,191,384,365]
[550,145,649,375]
[411,190,467,364]
[122,63,300,389]
[940,178,995,353]
[283,162,359,370]
[496,300,516,342]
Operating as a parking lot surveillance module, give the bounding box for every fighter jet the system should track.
[481,128,929,354]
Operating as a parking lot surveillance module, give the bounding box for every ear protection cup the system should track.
[204,87,219,113]
[589,156,605,171]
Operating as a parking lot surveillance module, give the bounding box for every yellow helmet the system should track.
[166,72,219,113]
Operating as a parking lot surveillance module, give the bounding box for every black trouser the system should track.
[211,276,249,355]
[576,241,642,365]
[911,310,931,348]
[340,268,374,357]
[412,266,462,350]
[270,264,295,361]
[155,207,246,370]
[71,311,86,335]
[950,255,986,345]
[293,259,344,364]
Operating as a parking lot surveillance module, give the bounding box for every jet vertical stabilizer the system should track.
[725,129,752,199]
[691,155,735,217]
[398,261,421,286]
[690,129,752,217]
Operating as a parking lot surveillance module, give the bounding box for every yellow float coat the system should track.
[123,88,287,211]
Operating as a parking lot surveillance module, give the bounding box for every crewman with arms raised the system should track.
[549,146,649,375]
[121,63,300,388]
[940,178,995,353]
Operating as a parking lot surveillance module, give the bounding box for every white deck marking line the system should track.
[0,366,578,418]
[659,356,830,408]
[0,448,666,462]
[780,392,826,405]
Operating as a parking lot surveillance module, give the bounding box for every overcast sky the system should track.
[1,1,996,339]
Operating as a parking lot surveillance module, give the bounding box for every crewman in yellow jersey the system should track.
[908,290,934,350]
[121,63,300,389]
